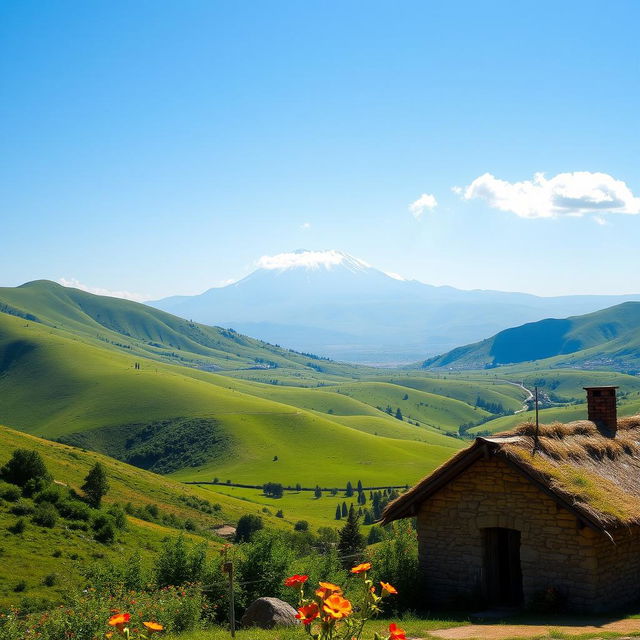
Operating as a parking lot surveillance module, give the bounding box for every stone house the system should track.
[381,386,640,612]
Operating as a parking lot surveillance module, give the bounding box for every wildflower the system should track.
[350,562,371,574]
[296,603,320,625]
[315,581,343,599]
[322,594,352,619]
[380,581,398,595]
[389,623,406,640]
[143,621,164,633]
[284,574,309,588]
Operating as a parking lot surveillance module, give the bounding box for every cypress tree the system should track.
[341,502,348,517]
[335,505,342,520]
[81,462,109,508]
[338,505,365,564]
[314,485,322,498]
[345,481,354,497]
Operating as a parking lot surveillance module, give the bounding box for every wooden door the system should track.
[483,528,523,606]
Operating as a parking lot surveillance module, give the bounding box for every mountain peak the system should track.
[255,249,371,274]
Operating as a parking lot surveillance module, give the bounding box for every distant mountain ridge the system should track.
[421,301,640,372]
[150,249,640,363]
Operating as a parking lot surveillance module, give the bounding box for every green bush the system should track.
[155,534,207,588]
[57,498,91,521]
[10,499,34,516]
[32,503,58,528]
[0,449,51,487]
[14,580,27,593]
[0,483,21,502]
[234,514,263,542]
[294,520,309,531]
[106,503,127,530]
[34,485,65,505]
[8,518,26,534]
[92,514,116,543]
[42,573,58,587]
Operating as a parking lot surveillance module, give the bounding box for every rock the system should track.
[240,597,299,629]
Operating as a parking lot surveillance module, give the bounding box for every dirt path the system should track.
[429,618,640,639]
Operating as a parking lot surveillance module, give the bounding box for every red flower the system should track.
[296,603,319,625]
[389,623,406,640]
[284,574,309,588]
[322,594,352,620]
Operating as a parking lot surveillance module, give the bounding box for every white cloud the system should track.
[409,193,438,219]
[256,249,369,271]
[58,278,150,302]
[300,222,312,229]
[461,171,640,219]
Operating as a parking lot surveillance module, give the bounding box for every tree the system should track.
[1,449,51,487]
[295,483,302,492]
[395,408,403,421]
[335,505,342,520]
[81,462,109,508]
[314,485,322,499]
[276,509,284,518]
[357,480,363,493]
[367,525,383,544]
[235,514,263,542]
[338,505,365,564]
[345,481,354,497]
[263,482,284,498]
[341,502,348,517]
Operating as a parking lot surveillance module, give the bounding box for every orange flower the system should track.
[389,623,406,640]
[350,562,372,574]
[315,581,343,599]
[284,574,309,588]
[107,613,130,630]
[143,621,164,633]
[380,581,398,595]
[322,594,352,619]
[296,603,319,625]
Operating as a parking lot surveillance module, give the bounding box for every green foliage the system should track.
[155,534,207,588]
[338,506,365,564]
[8,518,26,534]
[0,483,20,502]
[81,462,109,508]
[92,513,116,543]
[293,520,309,532]
[263,482,284,498]
[370,522,419,612]
[237,530,295,604]
[32,503,58,528]
[235,514,263,542]
[0,449,50,487]
[57,498,91,521]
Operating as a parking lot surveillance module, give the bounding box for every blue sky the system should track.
[1,0,639,300]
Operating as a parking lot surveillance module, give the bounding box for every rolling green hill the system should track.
[422,301,640,372]
[0,285,465,490]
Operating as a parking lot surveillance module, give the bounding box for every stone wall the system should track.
[416,455,640,611]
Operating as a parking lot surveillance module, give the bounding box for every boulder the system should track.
[240,597,299,629]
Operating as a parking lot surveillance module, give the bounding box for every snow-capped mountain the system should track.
[149,250,640,364]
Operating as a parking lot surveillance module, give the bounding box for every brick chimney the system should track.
[584,386,618,434]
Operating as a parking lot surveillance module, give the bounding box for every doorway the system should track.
[483,527,523,606]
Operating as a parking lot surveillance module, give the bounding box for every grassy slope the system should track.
[0,312,463,488]
[422,301,640,371]
[0,424,285,606]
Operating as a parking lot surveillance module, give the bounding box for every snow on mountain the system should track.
[149,250,640,364]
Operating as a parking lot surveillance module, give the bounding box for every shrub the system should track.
[52,549,62,558]
[0,449,51,487]
[32,502,58,528]
[57,498,91,521]
[237,530,295,604]
[42,573,58,587]
[234,514,263,542]
[92,514,116,543]
[155,534,207,588]
[107,503,127,530]
[294,520,309,532]
[0,483,21,502]
[14,580,27,592]
[8,518,26,534]
[10,499,35,516]
[34,485,65,505]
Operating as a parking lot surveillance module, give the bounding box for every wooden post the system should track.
[222,545,236,639]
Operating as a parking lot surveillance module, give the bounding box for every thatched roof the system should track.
[381,415,640,532]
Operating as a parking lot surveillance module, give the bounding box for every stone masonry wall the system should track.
[416,455,640,612]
